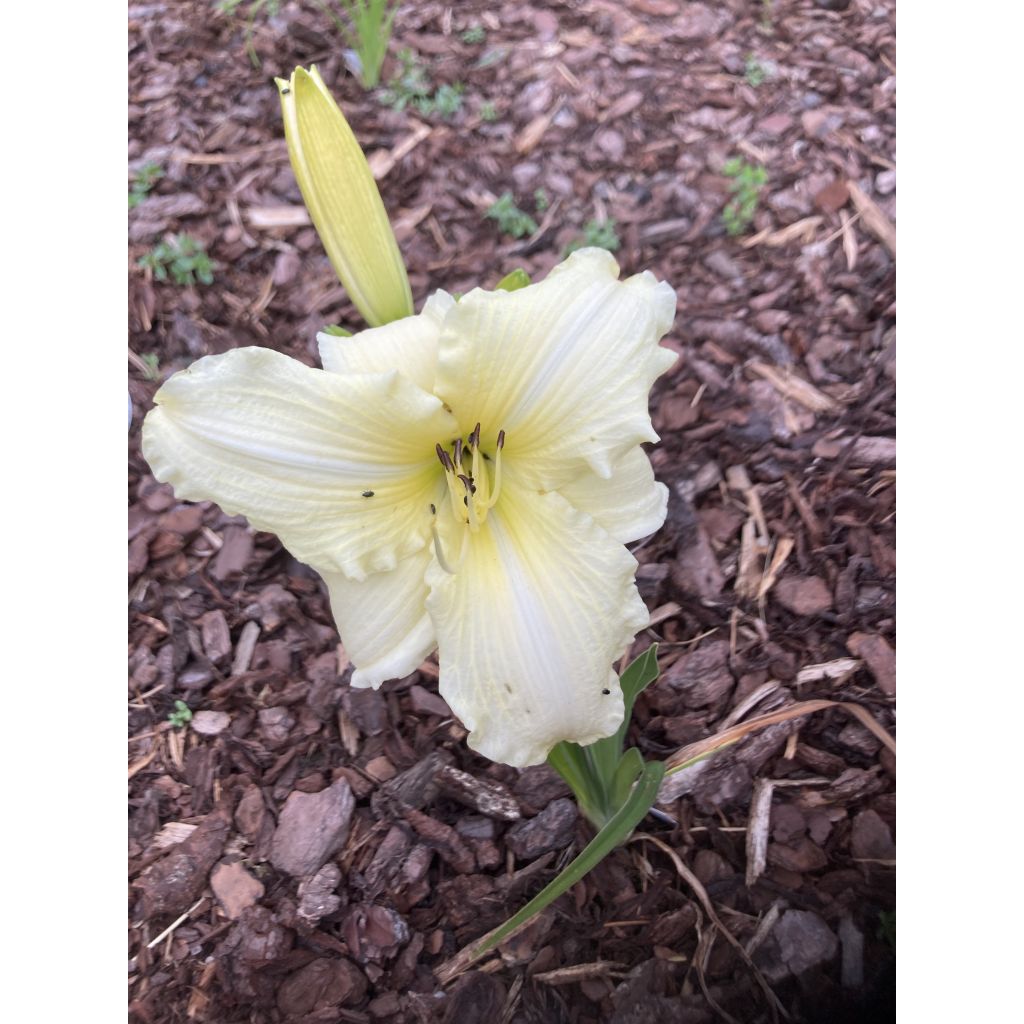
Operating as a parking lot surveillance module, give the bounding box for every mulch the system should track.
[128,1,896,1021]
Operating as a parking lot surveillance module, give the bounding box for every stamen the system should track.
[453,438,464,469]
[436,443,454,473]
[487,429,505,508]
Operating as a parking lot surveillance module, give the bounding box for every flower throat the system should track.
[434,424,504,532]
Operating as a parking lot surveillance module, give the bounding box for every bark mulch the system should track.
[128,2,895,1021]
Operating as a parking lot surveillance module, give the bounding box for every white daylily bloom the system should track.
[143,249,677,766]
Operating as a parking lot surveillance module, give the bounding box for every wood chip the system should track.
[245,205,311,229]
[231,620,261,676]
[749,360,839,413]
[847,181,896,255]
[745,779,775,887]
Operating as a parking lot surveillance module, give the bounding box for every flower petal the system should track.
[142,347,455,580]
[278,66,412,327]
[434,248,677,486]
[558,446,668,544]
[318,291,454,393]
[321,546,435,689]
[425,481,650,767]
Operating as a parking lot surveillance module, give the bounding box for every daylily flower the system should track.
[277,65,413,327]
[142,248,677,766]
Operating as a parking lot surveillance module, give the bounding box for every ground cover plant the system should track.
[129,2,896,1021]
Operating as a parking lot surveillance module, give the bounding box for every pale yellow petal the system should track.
[142,347,455,580]
[434,248,677,487]
[318,291,454,393]
[321,546,435,689]
[278,66,412,326]
[558,446,668,544]
[425,481,650,767]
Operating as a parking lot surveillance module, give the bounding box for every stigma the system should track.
[434,424,504,532]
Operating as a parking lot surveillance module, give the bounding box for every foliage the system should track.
[460,25,486,45]
[140,353,161,381]
[311,0,398,89]
[380,49,462,119]
[533,188,549,212]
[478,100,497,122]
[721,158,767,236]
[744,54,769,87]
[427,83,464,119]
[485,192,539,239]
[128,162,164,209]
[216,0,281,66]
[167,700,192,728]
[138,234,215,286]
[565,218,620,255]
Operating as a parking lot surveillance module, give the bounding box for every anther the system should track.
[436,443,454,472]
[497,429,505,450]
[453,438,464,468]
[429,503,436,515]
[469,422,481,448]
[458,474,476,495]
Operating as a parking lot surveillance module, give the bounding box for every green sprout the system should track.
[565,218,621,255]
[423,82,463,119]
[460,25,486,45]
[533,188,550,212]
[140,353,161,381]
[311,0,399,89]
[217,0,282,66]
[379,48,431,111]
[478,100,498,122]
[168,700,193,728]
[485,192,539,239]
[744,54,769,87]
[138,234,216,287]
[721,158,768,236]
[128,162,164,209]
[380,50,461,118]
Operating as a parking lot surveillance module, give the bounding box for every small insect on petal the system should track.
[362,490,375,497]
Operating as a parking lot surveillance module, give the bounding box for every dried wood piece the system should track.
[848,180,896,255]
[749,360,838,413]
[436,764,521,821]
[231,621,260,676]
[745,779,775,887]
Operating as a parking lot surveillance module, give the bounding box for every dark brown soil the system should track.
[128,2,896,1021]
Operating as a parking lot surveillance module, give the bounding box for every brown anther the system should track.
[457,474,477,494]
[497,429,506,450]
[469,423,481,447]
[453,439,464,467]
[436,443,454,472]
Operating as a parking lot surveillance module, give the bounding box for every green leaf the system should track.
[321,324,353,336]
[610,746,645,809]
[722,157,742,176]
[471,759,665,959]
[587,645,660,792]
[495,268,531,292]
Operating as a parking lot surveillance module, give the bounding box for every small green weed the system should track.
[138,234,216,287]
[721,158,767,236]
[311,0,398,89]
[168,700,193,728]
[565,219,621,255]
[460,25,486,45]
[744,54,769,87]
[128,162,163,209]
[478,100,498,122]
[140,353,161,381]
[217,0,281,66]
[380,49,462,118]
[533,188,550,213]
[424,82,463,119]
[486,192,539,239]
